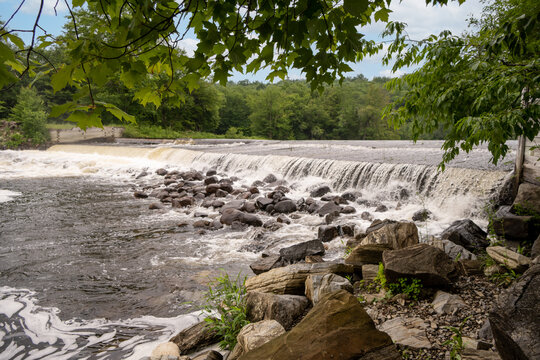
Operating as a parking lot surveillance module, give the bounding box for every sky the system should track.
[0,0,484,81]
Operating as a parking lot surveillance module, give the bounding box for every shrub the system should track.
[9,87,49,145]
[388,277,423,302]
[202,272,249,350]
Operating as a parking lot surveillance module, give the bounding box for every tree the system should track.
[250,85,291,139]
[383,0,539,168]
[9,87,50,145]
[1,0,456,129]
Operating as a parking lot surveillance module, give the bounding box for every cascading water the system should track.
[0,141,515,359]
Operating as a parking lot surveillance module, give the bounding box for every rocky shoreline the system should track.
[133,166,539,360]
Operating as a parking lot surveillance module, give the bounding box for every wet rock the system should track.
[134,191,148,199]
[220,208,262,227]
[245,262,354,295]
[136,170,148,179]
[156,168,168,176]
[243,201,256,213]
[486,246,531,272]
[229,320,285,360]
[412,209,432,222]
[211,219,223,230]
[172,197,194,208]
[440,219,488,253]
[361,211,374,221]
[309,185,331,198]
[263,174,278,183]
[489,264,540,360]
[250,255,285,275]
[432,290,466,315]
[204,176,218,185]
[164,179,177,186]
[345,244,391,265]
[151,342,180,359]
[219,183,234,194]
[340,224,355,237]
[239,290,400,360]
[276,215,290,224]
[193,220,211,228]
[149,202,164,210]
[279,239,325,264]
[341,206,356,214]
[317,225,339,242]
[360,221,419,250]
[305,273,353,304]
[205,183,220,194]
[263,220,283,232]
[317,201,342,216]
[241,213,263,227]
[324,212,339,224]
[273,200,297,214]
[378,317,431,349]
[383,243,458,287]
[305,255,324,263]
[342,191,360,202]
[245,292,309,330]
[375,204,388,212]
[366,219,395,234]
[214,189,228,198]
[170,320,220,354]
[221,200,245,212]
[493,206,538,241]
[205,169,217,176]
[255,197,273,210]
[251,180,265,187]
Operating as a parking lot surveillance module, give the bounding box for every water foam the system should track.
[0,189,21,203]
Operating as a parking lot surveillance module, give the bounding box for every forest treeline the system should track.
[0,69,446,144]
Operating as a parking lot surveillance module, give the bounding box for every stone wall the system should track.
[49,126,125,144]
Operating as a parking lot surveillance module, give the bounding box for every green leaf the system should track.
[4,59,25,74]
[343,0,369,17]
[134,87,161,107]
[104,104,136,124]
[50,65,74,93]
[65,109,103,130]
[49,102,79,118]
[6,34,25,50]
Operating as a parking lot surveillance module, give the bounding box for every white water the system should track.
[0,143,511,359]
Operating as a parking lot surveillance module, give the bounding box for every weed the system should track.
[374,262,387,292]
[490,267,520,287]
[344,274,353,283]
[388,277,423,302]
[202,272,249,350]
[442,316,470,360]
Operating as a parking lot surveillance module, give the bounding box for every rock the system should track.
[478,319,493,341]
[443,239,477,260]
[245,262,354,295]
[206,169,217,176]
[489,264,540,360]
[215,189,228,197]
[221,200,245,212]
[279,239,325,264]
[458,259,484,276]
[245,292,309,330]
[220,209,262,227]
[276,215,290,224]
[212,219,223,230]
[191,350,222,360]
[211,200,225,208]
[204,176,218,185]
[484,264,503,277]
[229,320,285,360]
[305,255,324,263]
[512,182,540,215]
[317,201,342,216]
[151,342,180,360]
[361,211,374,221]
[486,246,531,272]
[239,290,400,360]
[383,243,458,287]
[341,205,356,214]
[317,225,339,242]
[493,206,538,241]
[273,200,297,213]
[156,168,168,176]
[440,219,488,253]
[250,255,285,275]
[164,178,177,186]
[412,209,432,221]
[263,174,278,183]
[170,320,220,354]
[149,202,164,210]
[219,182,234,193]
[136,170,148,179]
[378,317,432,349]
[360,221,419,250]
[532,234,540,259]
[172,197,194,208]
[205,183,221,194]
[345,244,391,266]
[432,290,466,315]
[305,273,353,304]
[375,204,388,212]
[309,185,331,198]
[341,191,360,202]
[460,349,501,360]
[362,264,380,281]
[324,212,339,224]
[255,197,273,210]
[134,191,148,199]
[193,219,210,228]
[241,213,263,227]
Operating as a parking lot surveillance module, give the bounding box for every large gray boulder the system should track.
[310,185,331,198]
[279,239,325,264]
[383,243,458,287]
[220,208,262,227]
[440,219,488,253]
[512,183,540,215]
[360,221,419,250]
[489,264,540,360]
[486,246,531,272]
[317,201,342,216]
[245,292,309,330]
[169,320,220,354]
[249,255,285,275]
[493,206,537,241]
[378,317,432,349]
[274,200,297,213]
[304,273,353,304]
[345,243,391,266]
[238,290,400,360]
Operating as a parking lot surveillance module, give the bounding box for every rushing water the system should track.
[0,141,515,359]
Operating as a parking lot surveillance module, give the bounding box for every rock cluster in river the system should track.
[138,168,540,360]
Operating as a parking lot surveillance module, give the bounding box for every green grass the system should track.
[122,123,264,140]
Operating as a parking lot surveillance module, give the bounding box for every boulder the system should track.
[360,221,419,250]
[191,350,223,360]
[532,234,540,259]
[276,215,290,224]
[149,202,164,210]
[250,255,285,275]
[273,200,297,214]
[493,206,538,241]
[229,320,286,360]
[460,349,502,360]
[170,320,220,354]
[279,239,325,264]
[263,174,278,183]
[341,191,360,202]
[245,292,310,330]
[172,197,194,207]
[378,317,432,349]
[245,262,354,295]
[134,191,148,199]
[458,259,484,276]
[512,183,540,215]
[431,290,466,315]
[341,206,356,214]
[345,244,391,266]
[362,264,380,281]
[375,204,388,212]
[220,209,262,227]
[219,182,234,193]
[221,200,245,212]
[156,168,168,176]
[489,264,540,360]
[255,197,273,210]
[383,243,458,287]
[206,169,217,176]
[317,225,339,242]
[304,273,353,304]
[317,201,342,216]
[442,239,477,260]
[440,219,488,253]
[215,189,228,197]
[238,290,400,360]
[309,185,331,198]
[486,246,531,272]
[151,342,180,359]
[412,209,432,222]
[361,211,374,221]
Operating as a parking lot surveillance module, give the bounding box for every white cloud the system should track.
[21,0,67,16]
[177,38,198,57]
[379,68,405,78]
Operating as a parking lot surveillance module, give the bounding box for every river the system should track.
[0,140,516,359]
